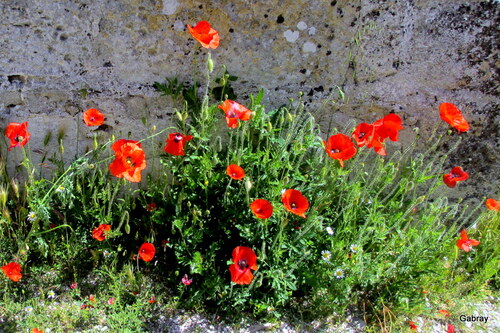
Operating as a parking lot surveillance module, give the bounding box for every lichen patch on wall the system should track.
[283,29,299,43]
[161,0,179,16]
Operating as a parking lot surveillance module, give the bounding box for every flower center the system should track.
[16,135,24,142]
[126,157,136,167]
[291,202,297,209]
[330,149,340,154]
[238,259,249,269]
[174,134,183,143]
[452,173,460,178]
[228,111,237,118]
[358,132,366,138]
[90,117,95,122]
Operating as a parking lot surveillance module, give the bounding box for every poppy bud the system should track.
[286,112,293,122]
[0,186,7,208]
[151,125,156,132]
[111,134,116,141]
[207,53,214,73]
[10,179,19,199]
[215,136,222,151]
[93,134,98,150]
[267,122,273,131]
[59,141,65,154]
[416,195,425,204]
[406,181,415,191]
[176,111,183,122]
[245,179,253,192]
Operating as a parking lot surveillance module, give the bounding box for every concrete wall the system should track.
[1,0,498,202]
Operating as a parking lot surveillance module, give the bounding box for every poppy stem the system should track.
[450,245,459,281]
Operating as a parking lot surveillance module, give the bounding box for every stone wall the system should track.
[1,0,498,202]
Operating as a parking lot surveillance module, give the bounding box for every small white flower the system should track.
[350,244,360,253]
[321,250,331,261]
[27,211,37,221]
[55,185,66,193]
[103,250,111,258]
[267,306,274,312]
[47,290,56,299]
[326,226,334,235]
[24,306,33,313]
[333,268,344,279]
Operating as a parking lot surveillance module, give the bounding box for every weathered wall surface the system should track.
[0,0,498,202]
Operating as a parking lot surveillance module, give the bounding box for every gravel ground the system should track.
[144,298,499,333]
[147,308,367,333]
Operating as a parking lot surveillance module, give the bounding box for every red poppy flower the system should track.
[31,329,43,333]
[70,282,78,289]
[107,297,115,305]
[1,262,22,282]
[146,203,157,212]
[109,139,147,183]
[187,21,220,49]
[218,100,252,128]
[250,199,273,219]
[446,324,456,333]
[408,321,418,331]
[181,274,193,286]
[226,164,245,180]
[164,133,193,156]
[228,246,258,285]
[148,296,156,303]
[486,198,500,211]
[375,113,404,142]
[91,224,111,241]
[440,102,470,132]
[88,294,95,302]
[352,122,375,147]
[138,242,156,262]
[352,114,404,156]
[5,122,31,151]
[83,108,105,127]
[443,166,469,188]
[323,133,357,167]
[438,309,451,317]
[281,189,309,218]
[456,229,480,252]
